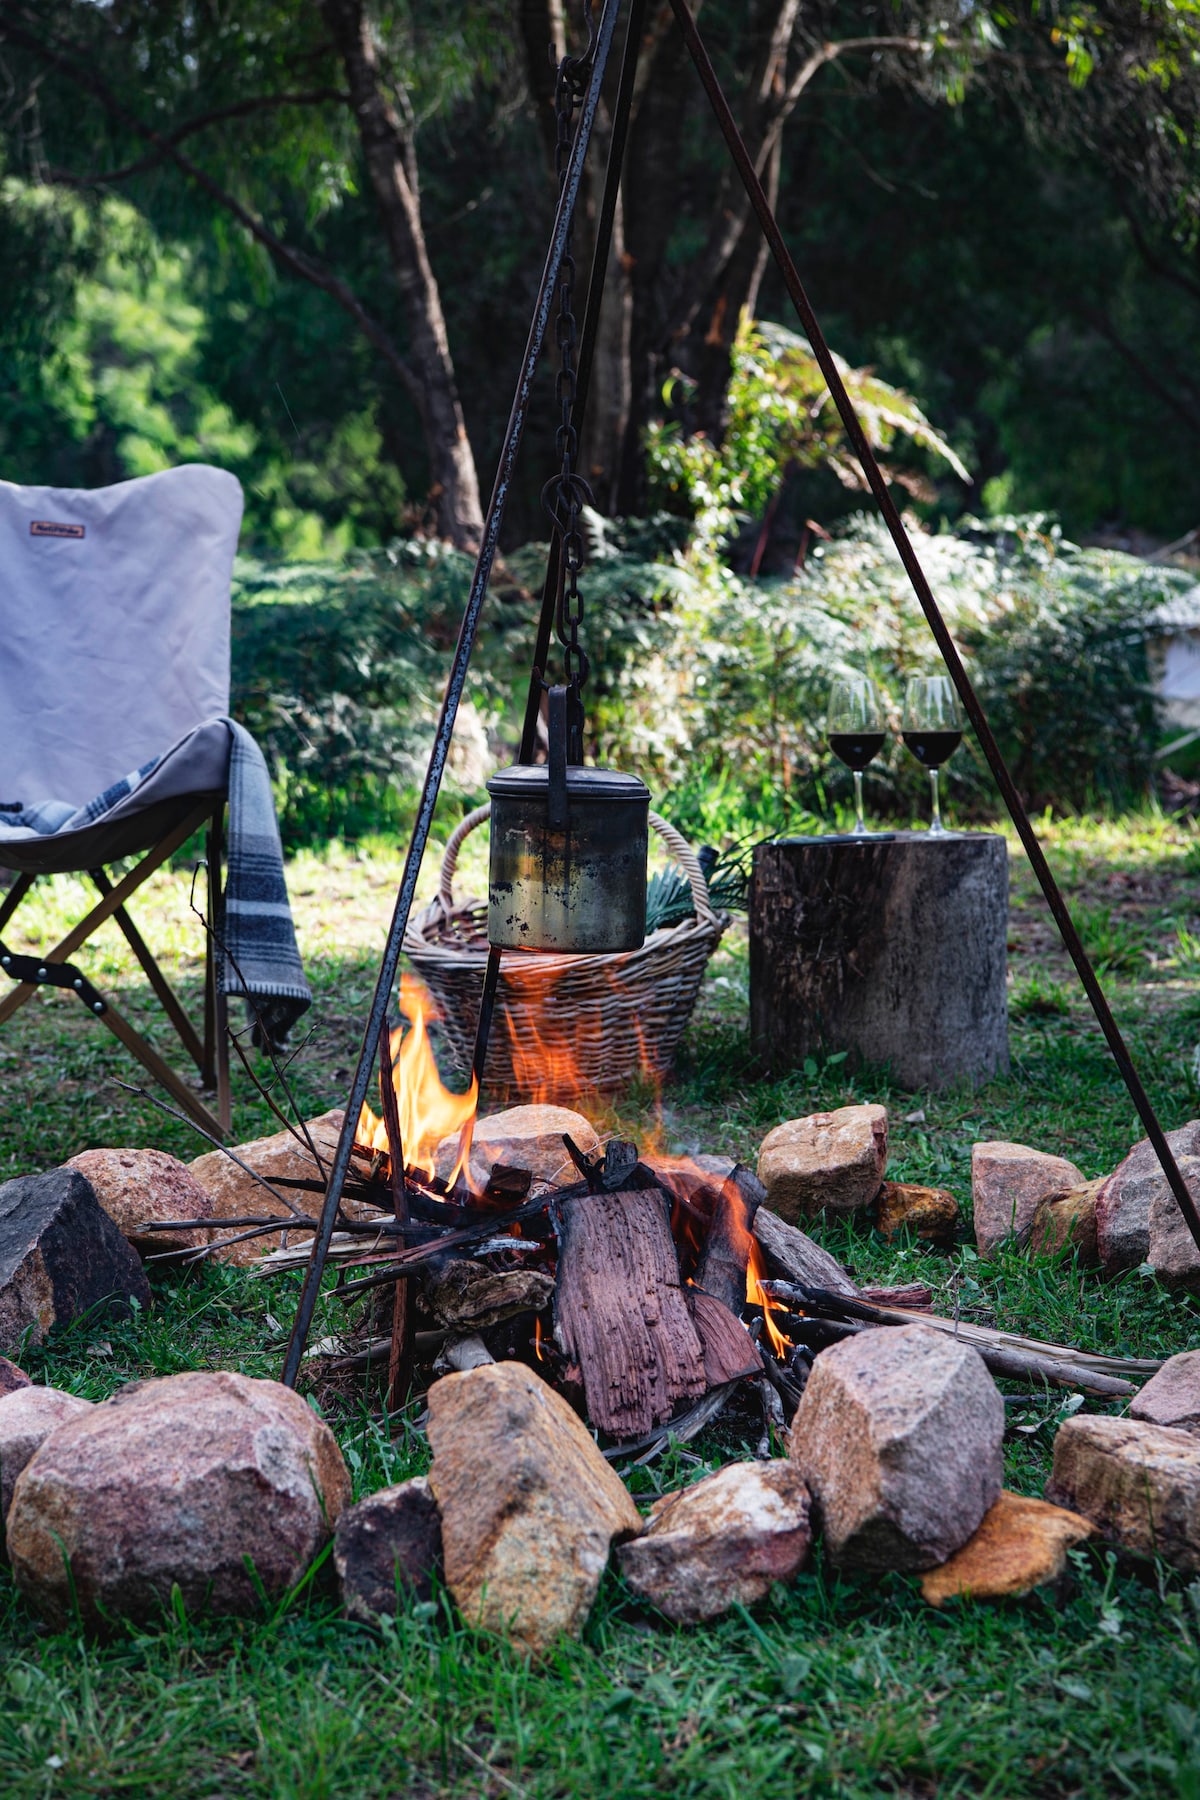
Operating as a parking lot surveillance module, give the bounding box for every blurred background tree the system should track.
[3,1,1200,550]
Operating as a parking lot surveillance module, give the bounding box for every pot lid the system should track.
[486,762,651,802]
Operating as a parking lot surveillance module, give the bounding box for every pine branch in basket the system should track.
[645,839,753,932]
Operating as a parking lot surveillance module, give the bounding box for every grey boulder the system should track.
[0,1167,150,1355]
[789,1324,1004,1571]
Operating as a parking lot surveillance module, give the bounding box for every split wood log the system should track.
[688,1290,763,1386]
[749,832,1009,1091]
[694,1165,763,1314]
[553,1187,707,1439]
[752,1206,859,1297]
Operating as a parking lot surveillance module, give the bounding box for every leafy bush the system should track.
[231,511,1189,849]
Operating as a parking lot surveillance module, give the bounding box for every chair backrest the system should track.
[0,465,242,806]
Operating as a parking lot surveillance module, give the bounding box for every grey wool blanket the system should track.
[0,718,311,1045]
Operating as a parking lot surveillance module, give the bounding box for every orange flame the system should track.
[746,1234,792,1359]
[356,973,478,1186]
[534,1315,545,1362]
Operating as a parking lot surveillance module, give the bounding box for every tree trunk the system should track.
[322,0,485,550]
[749,832,1010,1091]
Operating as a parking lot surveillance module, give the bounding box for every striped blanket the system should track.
[0,719,311,1045]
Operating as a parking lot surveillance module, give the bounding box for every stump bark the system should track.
[750,832,1008,1091]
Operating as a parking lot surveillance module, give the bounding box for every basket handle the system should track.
[435,802,718,928]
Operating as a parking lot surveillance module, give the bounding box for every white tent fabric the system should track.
[0,465,240,807]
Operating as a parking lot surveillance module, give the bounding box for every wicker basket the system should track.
[404,805,726,1103]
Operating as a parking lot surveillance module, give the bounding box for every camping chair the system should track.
[0,465,244,1138]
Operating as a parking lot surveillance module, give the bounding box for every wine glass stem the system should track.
[929,767,944,834]
[853,769,866,836]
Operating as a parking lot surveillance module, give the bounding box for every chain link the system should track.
[543,38,594,761]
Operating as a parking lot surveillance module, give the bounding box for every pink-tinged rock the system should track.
[1095,1122,1200,1273]
[789,1324,1004,1571]
[1130,1351,1200,1436]
[427,1361,641,1653]
[0,1356,30,1397]
[6,1370,350,1626]
[189,1110,377,1266]
[617,1460,811,1623]
[1045,1414,1200,1573]
[334,1477,443,1619]
[438,1104,600,1190]
[1145,1157,1200,1288]
[756,1105,888,1222]
[68,1147,215,1256]
[971,1142,1085,1258]
[0,1386,93,1527]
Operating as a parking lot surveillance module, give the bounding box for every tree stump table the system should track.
[749,831,1009,1091]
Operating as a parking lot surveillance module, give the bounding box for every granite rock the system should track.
[1130,1351,1200,1436]
[1045,1414,1200,1573]
[1095,1122,1200,1272]
[789,1323,1004,1571]
[427,1361,641,1652]
[971,1142,1085,1258]
[67,1147,215,1256]
[0,1385,94,1527]
[756,1105,888,1222]
[6,1370,350,1626]
[617,1460,811,1623]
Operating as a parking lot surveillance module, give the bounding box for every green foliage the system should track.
[959,518,1183,810]
[231,542,507,845]
[647,315,969,563]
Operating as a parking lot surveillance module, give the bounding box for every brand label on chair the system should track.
[30,520,86,539]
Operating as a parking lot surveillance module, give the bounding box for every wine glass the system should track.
[902,675,964,835]
[827,678,886,838]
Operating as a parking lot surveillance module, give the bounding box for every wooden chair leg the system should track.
[98,993,223,1139]
[90,871,206,1072]
[204,805,232,1132]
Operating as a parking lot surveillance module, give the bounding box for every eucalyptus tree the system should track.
[0,0,511,547]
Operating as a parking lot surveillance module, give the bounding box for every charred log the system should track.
[553,1187,707,1438]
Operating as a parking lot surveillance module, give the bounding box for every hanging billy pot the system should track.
[483,46,650,957]
[487,686,649,952]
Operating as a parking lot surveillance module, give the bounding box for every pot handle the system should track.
[436,803,719,930]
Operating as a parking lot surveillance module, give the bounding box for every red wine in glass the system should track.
[827,679,885,835]
[829,731,887,772]
[901,729,962,769]
[901,677,964,833]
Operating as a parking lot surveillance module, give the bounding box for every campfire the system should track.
[172,973,834,1449]
[136,971,1152,1463]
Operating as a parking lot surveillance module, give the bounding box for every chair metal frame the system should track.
[0,796,231,1138]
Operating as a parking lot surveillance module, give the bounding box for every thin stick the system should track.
[114,1078,308,1219]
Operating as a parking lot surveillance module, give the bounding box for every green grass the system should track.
[4,809,1200,1795]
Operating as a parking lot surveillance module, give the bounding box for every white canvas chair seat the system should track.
[0,719,231,876]
[0,467,244,1135]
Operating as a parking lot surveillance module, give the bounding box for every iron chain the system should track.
[544,36,594,759]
